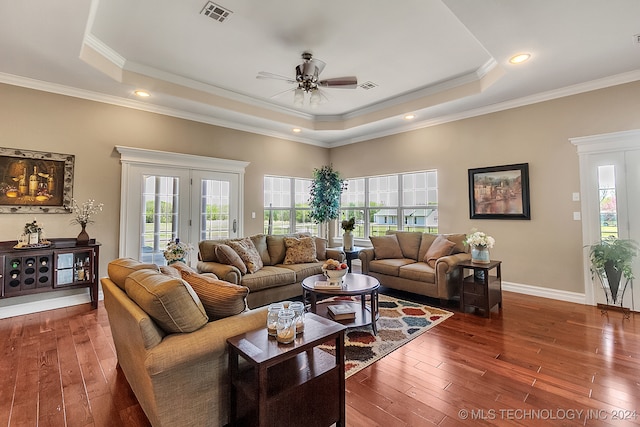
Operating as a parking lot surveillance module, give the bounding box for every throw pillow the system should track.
[107,258,160,290]
[228,237,264,273]
[283,236,318,264]
[125,269,208,334]
[178,269,249,320]
[159,265,182,278]
[424,235,456,267]
[215,244,248,274]
[314,237,328,260]
[370,234,404,259]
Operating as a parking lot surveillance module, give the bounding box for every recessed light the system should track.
[509,53,531,64]
[292,128,302,133]
[404,114,415,120]
[134,90,150,97]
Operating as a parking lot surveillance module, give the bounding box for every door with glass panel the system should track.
[586,151,639,310]
[190,170,240,243]
[122,166,240,265]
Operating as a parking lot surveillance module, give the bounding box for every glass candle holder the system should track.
[266,302,284,337]
[289,301,305,334]
[276,309,296,344]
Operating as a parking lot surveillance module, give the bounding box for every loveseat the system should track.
[197,233,345,308]
[358,231,471,303]
[101,258,269,427]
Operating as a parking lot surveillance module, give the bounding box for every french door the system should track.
[573,130,640,310]
[117,147,247,265]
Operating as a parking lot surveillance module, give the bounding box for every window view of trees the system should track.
[340,171,438,239]
[264,176,318,235]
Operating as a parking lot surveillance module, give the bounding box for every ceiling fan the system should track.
[256,52,357,107]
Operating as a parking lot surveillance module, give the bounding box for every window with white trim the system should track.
[264,176,318,235]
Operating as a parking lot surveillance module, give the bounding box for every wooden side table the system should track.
[458,260,502,317]
[331,246,363,270]
[227,313,346,427]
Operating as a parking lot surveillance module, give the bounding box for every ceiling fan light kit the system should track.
[258,52,357,107]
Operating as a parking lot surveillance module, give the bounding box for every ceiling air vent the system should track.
[359,81,378,90]
[200,1,232,23]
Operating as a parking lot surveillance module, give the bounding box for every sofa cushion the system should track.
[198,239,230,263]
[239,266,296,293]
[278,262,323,282]
[159,265,182,278]
[178,269,249,320]
[417,233,438,263]
[369,258,416,276]
[215,244,248,274]
[389,231,423,260]
[424,235,456,267]
[283,236,318,264]
[399,262,436,283]
[315,237,328,260]
[370,234,404,259]
[125,269,208,334]
[250,234,272,266]
[228,237,264,273]
[107,258,160,290]
[444,233,467,254]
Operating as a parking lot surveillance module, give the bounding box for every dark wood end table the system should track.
[301,272,380,334]
[331,246,364,270]
[458,260,502,317]
[227,313,346,427]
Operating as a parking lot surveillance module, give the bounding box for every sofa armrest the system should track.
[325,248,346,262]
[197,261,242,284]
[435,252,472,274]
[145,307,268,376]
[358,248,375,274]
[435,252,472,299]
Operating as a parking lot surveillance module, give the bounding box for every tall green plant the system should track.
[308,165,347,228]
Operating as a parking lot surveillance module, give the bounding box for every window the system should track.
[264,176,318,235]
[340,171,437,239]
[597,165,618,239]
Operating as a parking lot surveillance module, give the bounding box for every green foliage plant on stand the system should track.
[589,236,639,306]
[308,165,347,238]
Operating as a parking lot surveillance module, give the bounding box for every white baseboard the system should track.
[503,281,586,305]
[0,291,104,320]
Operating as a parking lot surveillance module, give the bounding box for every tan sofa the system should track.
[101,258,269,427]
[358,231,471,303]
[197,233,345,308]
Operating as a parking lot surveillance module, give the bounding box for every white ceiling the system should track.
[2,0,640,147]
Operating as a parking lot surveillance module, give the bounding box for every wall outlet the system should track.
[572,192,580,201]
[251,212,256,219]
[573,212,581,221]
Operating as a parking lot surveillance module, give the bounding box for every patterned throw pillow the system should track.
[228,237,264,273]
[283,236,318,264]
[215,244,248,274]
[178,269,249,320]
[424,235,456,267]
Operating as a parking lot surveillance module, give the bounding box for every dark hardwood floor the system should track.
[1,291,639,426]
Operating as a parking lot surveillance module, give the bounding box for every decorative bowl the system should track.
[322,267,348,284]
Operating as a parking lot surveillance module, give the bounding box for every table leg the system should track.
[370,290,378,335]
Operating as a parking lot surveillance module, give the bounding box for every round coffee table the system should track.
[301,273,380,334]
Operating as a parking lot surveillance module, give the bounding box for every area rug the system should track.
[318,294,453,378]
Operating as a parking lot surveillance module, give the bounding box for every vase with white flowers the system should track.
[464,229,495,264]
[70,198,104,245]
[163,239,194,265]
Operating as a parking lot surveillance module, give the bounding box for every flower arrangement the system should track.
[341,217,355,232]
[70,198,104,226]
[24,219,43,234]
[322,258,348,271]
[163,239,194,264]
[464,229,495,249]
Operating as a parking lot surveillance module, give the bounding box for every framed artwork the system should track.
[0,147,74,213]
[468,163,530,220]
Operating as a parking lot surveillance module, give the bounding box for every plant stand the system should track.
[597,303,631,319]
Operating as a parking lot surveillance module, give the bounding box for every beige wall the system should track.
[0,83,329,306]
[2,79,640,310]
[330,81,640,293]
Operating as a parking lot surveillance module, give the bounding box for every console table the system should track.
[0,238,100,309]
[458,260,502,317]
[227,313,346,427]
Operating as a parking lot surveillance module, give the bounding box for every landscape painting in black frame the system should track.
[468,163,530,220]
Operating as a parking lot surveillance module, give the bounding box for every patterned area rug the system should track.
[318,294,453,378]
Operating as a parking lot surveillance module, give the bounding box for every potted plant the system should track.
[589,236,638,306]
[308,165,347,237]
[341,217,355,250]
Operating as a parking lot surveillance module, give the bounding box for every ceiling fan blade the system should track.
[269,87,296,99]
[317,76,358,88]
[256,71,297,84]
